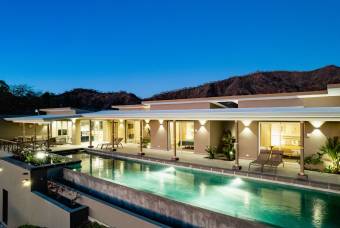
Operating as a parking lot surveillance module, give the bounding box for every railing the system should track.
[0,138,21,155]
[0,138,48,155]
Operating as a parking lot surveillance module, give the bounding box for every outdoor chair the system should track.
[248,149,271,172]
[114,138,124,148]
[265,150,284,173]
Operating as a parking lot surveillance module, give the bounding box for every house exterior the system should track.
[2,84,340,173]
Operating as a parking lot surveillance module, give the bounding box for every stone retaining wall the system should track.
[63,168,268,228]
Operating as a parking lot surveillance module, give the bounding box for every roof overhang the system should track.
[4,114,82,124]
[81,107,340,122]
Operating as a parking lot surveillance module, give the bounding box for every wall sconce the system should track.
[22,179,31,187]
[71,118,76,124]
[199,120,207,126]
[242,120,252,127]
[159,119,164,126]
[310,121,324,129]
[145,119,150,124]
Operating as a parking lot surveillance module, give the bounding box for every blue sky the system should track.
[0,0,339,98]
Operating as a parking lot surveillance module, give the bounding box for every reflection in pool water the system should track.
[70,153,340,227]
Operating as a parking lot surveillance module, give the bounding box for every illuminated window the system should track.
[260,122,301,159]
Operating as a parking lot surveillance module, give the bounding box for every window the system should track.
[2,189,8,225]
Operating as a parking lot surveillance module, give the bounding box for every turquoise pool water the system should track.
[70,153,340,227]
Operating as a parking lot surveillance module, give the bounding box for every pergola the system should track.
[5,114,81,151]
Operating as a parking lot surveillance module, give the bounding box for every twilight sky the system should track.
[0,0,339,98]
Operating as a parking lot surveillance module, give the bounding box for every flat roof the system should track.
[4,114,81,124]
[82,107,340,121]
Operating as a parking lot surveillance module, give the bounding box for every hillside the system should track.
[146,65,340,100]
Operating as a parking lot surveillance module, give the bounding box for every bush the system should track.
[205,146,217,159]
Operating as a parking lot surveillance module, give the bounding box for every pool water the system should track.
[70,153,340,227]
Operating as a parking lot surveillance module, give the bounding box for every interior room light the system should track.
[242,120,252,127]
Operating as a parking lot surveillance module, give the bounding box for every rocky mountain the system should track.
[146,65,340,100]
[0,82,141,115]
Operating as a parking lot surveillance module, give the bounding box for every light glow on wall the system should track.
[158,119,164,125]
[242,120,252,127]
[22,179,31,187]
[310,121,325,129]
[199,120,207,126]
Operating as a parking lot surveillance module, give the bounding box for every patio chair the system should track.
[114,138,124,148]
[265,150,284,173]
[248,149,271,172]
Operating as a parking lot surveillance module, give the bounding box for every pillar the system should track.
[46,123,51,151]
[298,121,308,179]
[138,120,145,156]
[233,120,241,170]
[172,120,179,161]
[112,120,116,151]
[88,120,93,148]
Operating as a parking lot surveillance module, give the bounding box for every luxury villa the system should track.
[1,83,340,227]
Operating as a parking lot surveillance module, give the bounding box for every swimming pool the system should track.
[69,152,340,227]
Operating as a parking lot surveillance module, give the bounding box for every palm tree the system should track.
[320,136,340,173]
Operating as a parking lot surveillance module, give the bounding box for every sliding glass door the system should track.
[259,122,301,160]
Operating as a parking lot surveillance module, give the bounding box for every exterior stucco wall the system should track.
[72,119,81,145]
[238,98,303,108]
[302,96,340,107]
[304,121,340,157]
[150,102,211,110]
[238,121,259,159]
[150,120,168,150]
[194,121,210,154]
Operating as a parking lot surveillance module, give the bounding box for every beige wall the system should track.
[150,102,212,110]
[302,96,340,107]
[150,120,168,150]
[76,193,158,228]
[304,121,340,157]
[194,121,210,154]
[0,120,47,140]
[0,161,71,228]
[72,119,81,145]
[238,121,259,159]
[238,98,303,108]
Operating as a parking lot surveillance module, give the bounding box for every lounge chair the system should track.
[265,150,284,173]
[248,150,271,172]
[114,138,123,148]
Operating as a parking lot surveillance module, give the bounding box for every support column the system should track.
[46,123,51,151]
[33,124,37,151]
[233,120,241,170]
[172,120,179,161]
[298,121,308,179]
[88,120,93,148]
[138,120,145,156]
[112,120,116,151]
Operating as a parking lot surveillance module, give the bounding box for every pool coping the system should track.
[84,149,340,194]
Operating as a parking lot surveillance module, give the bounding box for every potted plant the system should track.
[221,130,235,161]
[205,146,217,159]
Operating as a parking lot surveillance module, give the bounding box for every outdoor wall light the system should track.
[145,119,150,124]
[159,119,164,125]
[310,121,325,129]
[242,120,252,127]
[199,120,207,126]
[22,179,31,187]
